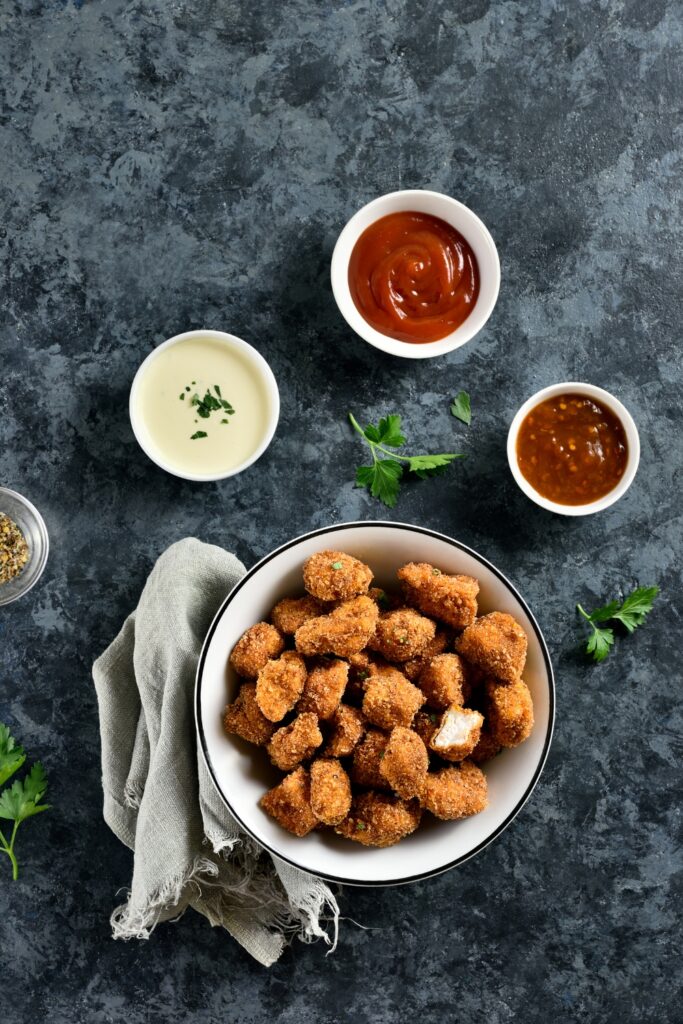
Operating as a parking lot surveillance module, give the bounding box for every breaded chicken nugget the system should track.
[350,728,391,789]
[229,622,285,678]
[255,650,307,722]
[323,704,366,757]
[379,727,429,800]
[335,792,422,847]
[403,630,450,681]
[429,704,483,762]
[412,709,440,747]
[297,658,349,719]
[485,677,534,747]
[309,758,352,825]
[370,608,437,663]
[271,595,323,635]
[418,653,467,710]
[456,611,528,684]
[267,712,323,771]
[470,726,503,764]
[421,761,488,820]
[362,665,425,730]
[397,562,479,629]
[303,550,373,602]
[223,682,277,747]
[260,766,318,837]
[295,596,379,658]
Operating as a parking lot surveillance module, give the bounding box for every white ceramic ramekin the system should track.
[330,189,500,360]
[129,330,280,483]
[507,382,640,516]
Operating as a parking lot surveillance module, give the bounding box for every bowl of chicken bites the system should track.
[196,522,554,886]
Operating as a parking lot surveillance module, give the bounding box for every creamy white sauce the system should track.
[135,336,272,478]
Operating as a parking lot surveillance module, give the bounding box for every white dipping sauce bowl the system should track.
[196,521,554,887]
[507,382,640,516]
[129,329,280,483]
[330,189,500,360]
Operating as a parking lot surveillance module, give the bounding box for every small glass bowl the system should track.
[0,487,49,606]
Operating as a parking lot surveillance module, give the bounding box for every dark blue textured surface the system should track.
[1,2,681,1021]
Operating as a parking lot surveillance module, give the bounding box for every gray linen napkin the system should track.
[92,537,339,967]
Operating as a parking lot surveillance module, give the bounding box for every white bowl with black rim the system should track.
[196,522,554,887]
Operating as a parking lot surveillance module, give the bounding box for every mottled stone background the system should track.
[1,0,681,1021]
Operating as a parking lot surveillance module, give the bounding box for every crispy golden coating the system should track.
[368,586,401,611]
[457,612,528,684]
[260,766,318,837]
[421,761,488,820]
[350,729,391,789]
[309,758,352,825]
[255,651,307,723]
[223,682,277,747]
[403,630,450,681]
[270,595,323,635]
[362,665,425,730]
[297,658,349,719]
[303,550,373,602]
[379,727,429,800]
[470,727,503,765]
[229,622,285,678]
[323,704,366,757]
[412,709,440,747]
[370,607,436,663]
[429,704,484,762]
[295,596,379,658]
[398,562,479,629]
[267,712,323,770]
[486,678,534,747]
[335,792,422,847]
[418,653,467,710]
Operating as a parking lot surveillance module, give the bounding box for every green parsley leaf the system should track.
[214,385,222,397]
[577,585,658,661]
[450,391,471,425]
[179,393,185,401]
[349,412,463,507]
[190,431,208,440]
[0,727,50,880]
[0,725,26,787]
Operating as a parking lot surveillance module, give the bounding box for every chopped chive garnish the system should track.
[190,431,207,440]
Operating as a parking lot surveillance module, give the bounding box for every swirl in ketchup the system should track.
[348,211,480,344]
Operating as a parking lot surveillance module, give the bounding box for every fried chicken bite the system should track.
[335,792,422,847]
[270,595,323,635]
[470,726,503,765]
[403,630,450,681]
[223,682,277,747]
[485,678,534,747]
[421,761,488,820]
[456,612,528,684]
[350,728,391,789]
[255,650,307,722]
[369,608,437,663]
[294,596,379,658]
[297,658,349,720]
[397,562,479,630]
[379,727,429,800]
[267,712,323,771]
[362,664,425,730]
[429,704,483,762]
[229,622,285,678]
[323,704,366,757]
[303,550,373,602]
[418,653,467,710]
[260,766,318,837]
[309,758,352,825]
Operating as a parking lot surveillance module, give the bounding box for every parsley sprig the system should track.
[577,585,659,662]
[450,390,471,425]
[0,724,49,880]
[349,412,463,508]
